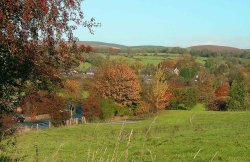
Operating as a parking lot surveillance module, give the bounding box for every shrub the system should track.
[134,101,151,116]
[100,99,118,120]
[0,114,16,138]
[46,94,70,126]
[168,87,197,110]
[116,107,133,117]
[227,99,241,111]
[82,95,101,121]
[177,104,191,110]
[21,92,70,126]
[207,98,228,111]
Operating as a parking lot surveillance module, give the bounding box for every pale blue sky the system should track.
[74,0,250,48]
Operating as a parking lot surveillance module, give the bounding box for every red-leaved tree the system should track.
[0,0,97,137]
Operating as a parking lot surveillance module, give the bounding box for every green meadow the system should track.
[4,104,250,162]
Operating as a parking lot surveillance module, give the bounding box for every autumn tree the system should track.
[21,92,70,126]
[196,70,215,104]
[92,62,141,107]
[0,0,97,137]
[81,95,100,121]
[60,78,82,101]
[142,66,171,112]
[215,83,229,98]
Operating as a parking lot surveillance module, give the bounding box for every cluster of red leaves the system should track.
[81,95,100,121]
[20,92,70,126]
[215,83,229,98]
[78,45,93,53]
[0,115,16,135]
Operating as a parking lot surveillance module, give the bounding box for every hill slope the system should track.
[190,45,243,53]
[76,41,128,49]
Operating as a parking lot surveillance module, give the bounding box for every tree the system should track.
[168,87,197,110]
[60,78,82,102]
[180,67,197,81]
[21,92,70,126]
[0,0,97,137]
[215,83,229,98]
[228,80,247,111]
[92,63,141,107]
[196,70,215,104]
[82,95,100,121]
[142,67,171,112]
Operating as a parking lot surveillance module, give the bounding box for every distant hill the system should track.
[76,41,245,54]
[189,45,243,53]
[76,41,128,49]
[130,45,166,49]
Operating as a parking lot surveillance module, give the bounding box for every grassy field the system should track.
[3,105,250,162]
[77,53,209,71]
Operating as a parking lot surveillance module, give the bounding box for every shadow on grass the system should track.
[0,155,22,162]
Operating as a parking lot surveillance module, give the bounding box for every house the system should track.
[61,69,80,77]
[173,67,180,76]
[85,67,97,76]
[141,75,153,83]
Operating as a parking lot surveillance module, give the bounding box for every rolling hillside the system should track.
[77,41,246,54]
[190,45,243,53]
[76,41,128,49]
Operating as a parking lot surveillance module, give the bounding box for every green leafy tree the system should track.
[228,80,247,110]
[180,67,197,80]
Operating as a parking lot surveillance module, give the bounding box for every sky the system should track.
[74,0,250,49]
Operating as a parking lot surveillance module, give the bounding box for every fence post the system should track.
[35,145,38,162]
[49,121,51,128]
[82,116,86,124]
[36,124,39,130]
[75,118,78,125]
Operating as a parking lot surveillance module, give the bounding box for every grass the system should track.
[3,107,250,161]
[195,57,208,65]
[77,53,205,68]
[76,62,92,72]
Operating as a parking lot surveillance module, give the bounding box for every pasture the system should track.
[3,105,250,161]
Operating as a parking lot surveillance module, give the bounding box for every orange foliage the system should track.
[93,63,141,107]
[215,83,229,98]
[160,60,177,69]
[64,79,80,93]
[135,101,151,116]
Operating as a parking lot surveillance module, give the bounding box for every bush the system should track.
[228,99,241,111]
[168,102,191,110]
[100,99,118,120]
[134,101,151,116]
[168,87,197,110]
[207,98,228,111]
[21,92,70,126]
[82,95,101,121]
[177,104,191,110]
[46,94,70,126]
[116,107,133,117]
